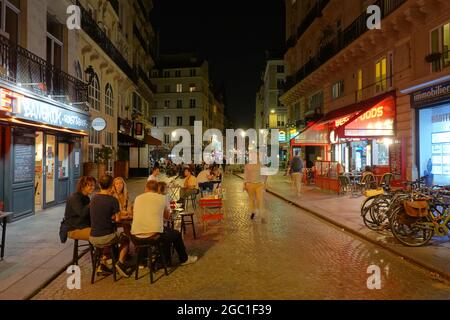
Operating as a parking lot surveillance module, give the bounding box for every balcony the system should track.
[108,0,119,16]
[286,0,330,50]
[0,35,87,108]
[138,66,157,93]
[134,24,149,54]
[285,0,406,92]
[77,1,138,83]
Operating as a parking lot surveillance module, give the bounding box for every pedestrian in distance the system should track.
[290,152,304,196]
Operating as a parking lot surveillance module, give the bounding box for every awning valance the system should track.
[291,122,329,145]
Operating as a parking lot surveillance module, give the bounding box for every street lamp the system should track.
[84,65,96,85]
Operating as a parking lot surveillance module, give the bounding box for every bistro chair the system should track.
[184,190,199,212]
[358,173,377,194]
[131,234,169,284]
[338,175,351,195]
[379,173,394,188]
[199,198,224,232]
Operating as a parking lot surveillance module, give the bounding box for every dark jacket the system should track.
[63,192,91,231]
[291,156,304,173]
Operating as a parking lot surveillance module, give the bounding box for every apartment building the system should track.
[77,0,158,177]
[0,0,90,218]
[282,0,450,191]
[149,53,225,160]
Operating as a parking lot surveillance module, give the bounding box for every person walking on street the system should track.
[291,152,304,196]
[243,157,267,224]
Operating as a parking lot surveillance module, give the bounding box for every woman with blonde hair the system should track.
[111,177,132,218]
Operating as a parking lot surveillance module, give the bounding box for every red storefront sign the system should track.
[333,95,396,138]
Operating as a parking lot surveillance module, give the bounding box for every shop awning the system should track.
[144,134,162,146]
[291,121,330,145]
[118,133,145,147]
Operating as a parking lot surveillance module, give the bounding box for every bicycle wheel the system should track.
[362,196,390,231]
[389,207,434,247]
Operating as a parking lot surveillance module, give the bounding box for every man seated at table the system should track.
[147,166,160,182]
[89,175,132,277]
[177,168,199,207]
[131,180,198,266]
[197,167,215,194]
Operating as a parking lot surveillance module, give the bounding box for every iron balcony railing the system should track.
[77,0,138,84]
[285,0,406,92]
[0,35,87,107]
[137,66,157,93]
[134,24,148,54]
[286,0,330,50]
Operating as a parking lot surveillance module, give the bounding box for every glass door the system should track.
[57,141,70,203]
[44,134,56,206]
[34,132,44,211]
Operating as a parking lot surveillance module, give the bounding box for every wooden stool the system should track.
[180,212,196,239]
[90,243,118,284]
[132,235,169,284]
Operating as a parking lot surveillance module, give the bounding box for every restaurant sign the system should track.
[411,80,450,108]
[12,95,89,131]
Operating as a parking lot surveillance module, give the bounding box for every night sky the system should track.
[151,0,285,129]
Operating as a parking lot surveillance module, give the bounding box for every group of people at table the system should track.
[60,170,201,278]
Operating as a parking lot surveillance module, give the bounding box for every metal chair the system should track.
[379,173,394,188]
[338,175,351,195]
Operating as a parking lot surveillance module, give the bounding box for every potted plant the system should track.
[95,145,114,179]
[114,148,129,180]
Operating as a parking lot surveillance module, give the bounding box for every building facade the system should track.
[76,0,159,178]
[259,57,287,161]
[0,0,90,219]
[149,53,225,162]
[282,0,450,190]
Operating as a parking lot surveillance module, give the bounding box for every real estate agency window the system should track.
[431,23,450,72]
[332,80,344,100]
[0,0,20,43]
[177,116,182,126]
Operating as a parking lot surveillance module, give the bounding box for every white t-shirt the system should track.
[131,192,167,236]
[197,170,212,184]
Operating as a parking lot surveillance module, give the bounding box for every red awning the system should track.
[291,121,329,145]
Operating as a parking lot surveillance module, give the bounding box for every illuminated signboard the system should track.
[12,94,89,131]
[279,131,286,142]
[344,97,395,137]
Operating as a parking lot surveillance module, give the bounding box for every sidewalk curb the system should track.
[234,173,450,281]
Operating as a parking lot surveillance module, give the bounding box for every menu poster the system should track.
[14,136,34,183]
[389,139,402,180]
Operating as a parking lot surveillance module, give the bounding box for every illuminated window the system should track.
[189,83,197,92]
[375,57,387,93]
[176,83,182,92]
[357,69,363,101]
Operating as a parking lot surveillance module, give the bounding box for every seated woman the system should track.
[111,177,132,219]
[197,167,215,194]
[62,176,96,241]
[177,168,199,207]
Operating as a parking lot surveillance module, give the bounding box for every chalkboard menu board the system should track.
[389,139,402,180]
[14,136,35,183]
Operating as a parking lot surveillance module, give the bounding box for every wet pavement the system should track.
[32,174,450,299]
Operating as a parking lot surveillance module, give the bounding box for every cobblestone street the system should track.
[33,175,450,300]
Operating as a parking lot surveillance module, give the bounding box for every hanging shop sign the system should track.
[411,80,450,109]
[10,91,89,131]
[92,117,107,131]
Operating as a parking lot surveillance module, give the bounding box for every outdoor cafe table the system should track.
[344,174,362,196]
[0,211,14,260]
